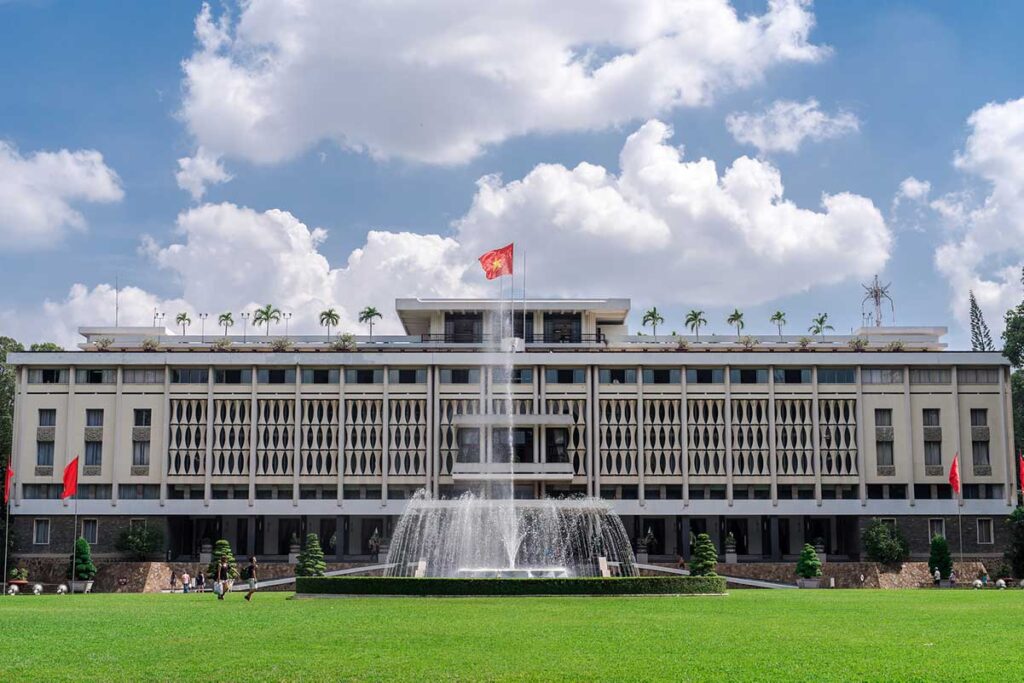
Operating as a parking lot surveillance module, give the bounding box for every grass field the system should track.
[1,589,1022,681]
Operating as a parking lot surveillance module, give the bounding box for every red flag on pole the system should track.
[61,457,79,500]
[478,243,514,280]
[1018,451,1024,492]
[3,466,12,505]
[948,453,961,495]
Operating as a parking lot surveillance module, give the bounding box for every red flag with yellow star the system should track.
[478,243,514,280]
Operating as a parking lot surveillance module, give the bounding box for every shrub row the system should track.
[296,575,726,596]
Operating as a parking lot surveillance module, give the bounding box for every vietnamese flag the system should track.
[61,456,79,500]
[948,453,961,495]
[478,243,514,280]
[3,465,12,505]
[1018,451,1024,492]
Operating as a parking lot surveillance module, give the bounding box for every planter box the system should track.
[635,551,649,564]
[725,551,738,564]
[288,547,301,564]
[797,578,821,589]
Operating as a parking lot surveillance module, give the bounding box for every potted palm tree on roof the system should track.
[175,312,192,336]
[218,312,234,336]
[769,310,786,339]
[727,309,744,339]
[319,308,340,342]
[685,310,707,341]
[809,313,834,339]
[642,307,664,339]
[359,306,383,337]
[253,304,282,336]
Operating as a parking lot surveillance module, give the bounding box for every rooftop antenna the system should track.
[861,275,895,327]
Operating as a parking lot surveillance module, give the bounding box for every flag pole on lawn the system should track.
[949,452,963,564]
[3,463,12,597]
[61,455,80,591]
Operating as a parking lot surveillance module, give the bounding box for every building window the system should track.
[599,368,636,384]
[170,368,208,384]
[492,427,534,463]
[257,368,295,384]
[38,409,56,426]
[773,368,810,384]
[86,409,104,427]
[924,441,942,467]
[132,441,151,467]
[862,368,903,384]
[543,312,582,343]
[686,368,724,384]
[79,484,112,500]
[33,519,50,545]
[910,369,951,385]
[544,368,585,384]
[927,519,945,540]
[977,518,994,545]
[818,368,856,384]
[28,368,68,384]
[84,441,102,467]
[388,368,426,384]
[75,369,115,384]
[301,368,340,384]
[23,484,60,499]
[82,519,98,545]
[876,441,894,467]
[492,367,533,384]
[959,368,999,384]
[134,409,152,427]
[440,368,480,384]
[129,518,147,531]
[123,369,164,384]
[546,428,570,463]
[456,428,480,463]
[642,368,680,385]
[119,484,160,500]
[970,409,987,427]
[875,409,892,427]
[345,368,383,384]
[922,408,940,427]
[36,441,54,467]
[971,440,990,468]
[729,368,767,384]
[215,368,252,384]
[444,312,483,343]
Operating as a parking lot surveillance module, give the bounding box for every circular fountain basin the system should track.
[457,567,569,579]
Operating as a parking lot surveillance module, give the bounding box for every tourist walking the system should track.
[195,571,206,593]
[244,556,258,602]
[215,559,231,600]
[181,571,191,593]
[933,568,941,587]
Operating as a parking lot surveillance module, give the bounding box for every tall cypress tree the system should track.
[969,291,994,351]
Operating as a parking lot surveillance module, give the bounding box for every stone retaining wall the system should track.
[651,560,992,588]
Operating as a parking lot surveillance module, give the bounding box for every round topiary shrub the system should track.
[861,518,909,565]
[70,537,97,580]
[796,543,823,579]
[689,533,718,577]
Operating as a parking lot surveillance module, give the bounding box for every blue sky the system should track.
[1,0,1023,347]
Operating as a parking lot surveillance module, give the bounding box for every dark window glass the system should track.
[546,428,569,463]
[345,368,383,384]
[642,368,680,384]
[302,368,339,384]
[215,368,252,384]
[686,368,724,384]
[36,442,54,466]
[257,368,295,384]
[38,409,56,426]
[132,441,151,467]
[922,408,940,427]
[818,368,855,384]
[492,367,533,384]
[440,368,480,384]
[76,369,115,384]
[924,441,942,466]
[773,368,810,384]
[388,369,426,384]
[970,409,987,427]
[875,409,892,427]
[171,368,208,384]
[599,368,636,384]
[492,427,534,463]
[86,409,104,427]
[729,368,767,384]
[543,312,582,343]
[444,312,483,343]
[876,441,893,467]
[545,368,585,384]
[84,441,102,467]
[456,428,480,463]
[134,409,152,427]
[972,441,990,467]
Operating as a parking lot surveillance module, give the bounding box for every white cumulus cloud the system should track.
[0,142,123,249]
[175,146,232,200]
[726,98,859,154]
[179,0,827,166]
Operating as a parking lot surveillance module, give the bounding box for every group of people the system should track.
[169,556,259,601]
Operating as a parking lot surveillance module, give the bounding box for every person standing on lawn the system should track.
[244,556,258,602]
[195,570,205,593]
[215,558,231,600]
[181,570,191,593]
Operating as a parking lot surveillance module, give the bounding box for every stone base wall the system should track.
[651,560,993,588]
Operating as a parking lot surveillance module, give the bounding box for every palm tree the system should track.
[769,310,786,339]
[359,306,383,337]
[642,307,664,338]
[726,309,745,338]
[685,310,707,340]
[218,312,234,336]
[319,308,340,340]
[175,312,192,336]
[809,312,834,338]
[253,304,283,336]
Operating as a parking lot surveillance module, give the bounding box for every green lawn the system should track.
[1,590,1021,681]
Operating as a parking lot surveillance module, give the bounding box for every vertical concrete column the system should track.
[480,364,488,465]
[203,366,214,506]
[430,367,440,497]
[768,366,778,506]
[681,364,689,508]
[903,365,915,506]
[637,364,645,506]
[587,366,598,498]
[381,365,390,505]
[337,365,346,506]
[248,366,257,505]
[999,367,1015,505]
[62,365,77,510]
[159,365,170,505]
[111,366,124,506]
[12,366,25,506]
[292,364,302,506]
[855,366,866,506]
[425,366,433,495]
[724,366,733,506]
[811,366,822,505]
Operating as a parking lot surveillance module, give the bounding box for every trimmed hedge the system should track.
[296,576,726,596]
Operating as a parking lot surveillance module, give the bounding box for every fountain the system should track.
[385,292,638,579]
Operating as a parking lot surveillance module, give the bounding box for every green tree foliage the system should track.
[115,524,165,560]
[1001,267,1024,367]
[928,534,953,580]
[296,533,327,577]
[28,342,63,352]
[689,533,718,576]
[71,537,97,580]
[1005,507,1024,579]
[207,538,239,579]
[796,543,823,579]
[1012,370,1024,455]
[0,336,24,469]
[969,291,994,351]
[861,518,910,565]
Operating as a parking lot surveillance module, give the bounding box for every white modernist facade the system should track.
[6,297,1017,562]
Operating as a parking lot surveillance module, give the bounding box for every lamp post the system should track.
[199,313,209,342]
[152,308,165,328]
[284,312,293,337]
[241,312,251,343]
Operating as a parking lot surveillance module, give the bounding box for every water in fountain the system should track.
[386,285,637,578]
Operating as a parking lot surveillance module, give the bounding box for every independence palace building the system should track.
[5,297,1017,563]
